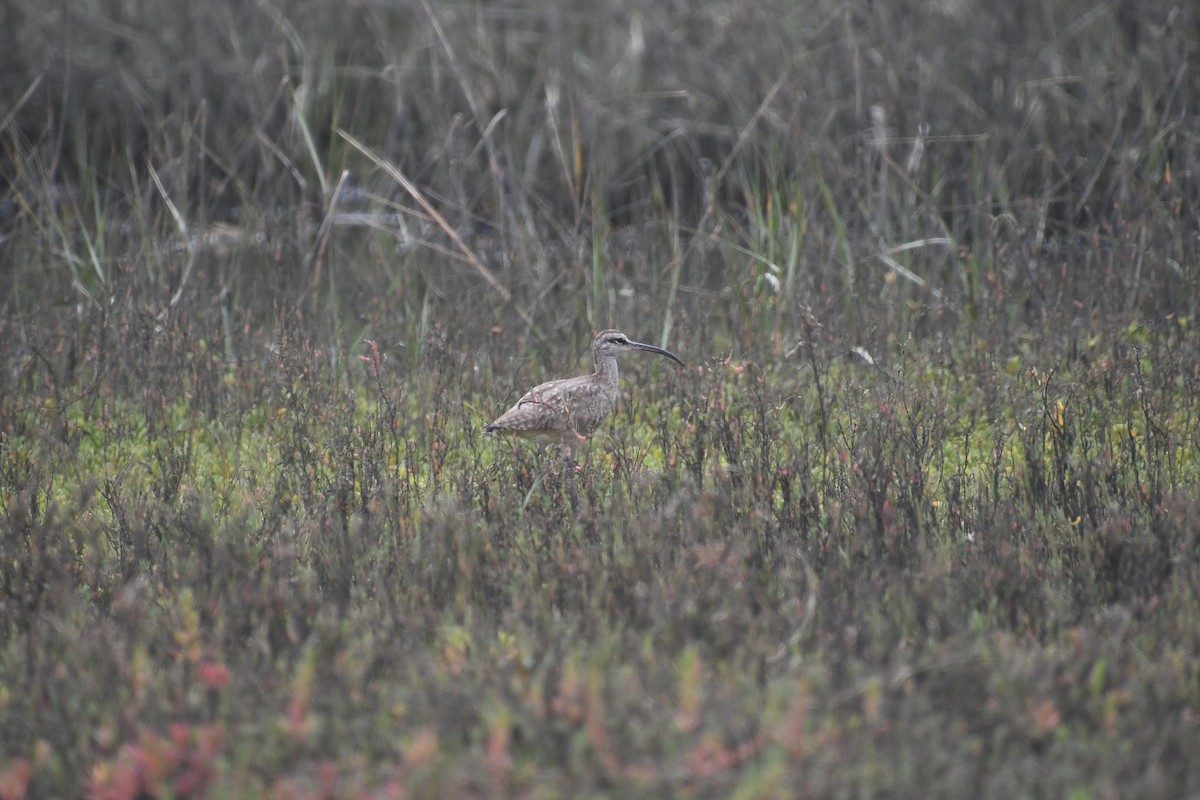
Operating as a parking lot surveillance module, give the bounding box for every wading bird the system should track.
[484,329,685,442]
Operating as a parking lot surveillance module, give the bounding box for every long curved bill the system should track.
[627,339,685,366]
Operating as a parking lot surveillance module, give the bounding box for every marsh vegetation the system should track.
[2,1,1199,796]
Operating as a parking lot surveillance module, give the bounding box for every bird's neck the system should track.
[593,355,619,388]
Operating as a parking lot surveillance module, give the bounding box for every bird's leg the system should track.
[561,431,588,471]
[521,468,549,512]
[556,441,577,472]
[523,441,566,511]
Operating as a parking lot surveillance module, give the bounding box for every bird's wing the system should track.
[486,377,616,436]
[516,377,575,412]
[484,377,574,434]
[524,378,618,435]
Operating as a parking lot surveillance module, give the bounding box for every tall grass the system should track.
[2,0,1199,796]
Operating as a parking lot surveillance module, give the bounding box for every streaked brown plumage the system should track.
[484,329,684,441]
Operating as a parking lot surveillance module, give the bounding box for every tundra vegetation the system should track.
[1,1,1198,797]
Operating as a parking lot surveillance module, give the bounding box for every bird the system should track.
[484,329,685,442]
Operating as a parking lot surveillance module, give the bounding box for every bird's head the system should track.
[593,330,685,366]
